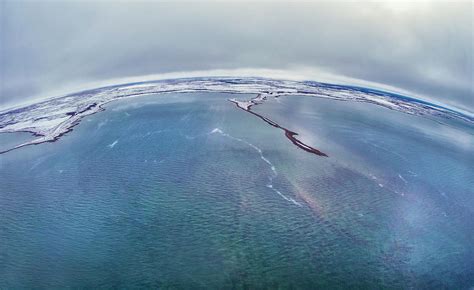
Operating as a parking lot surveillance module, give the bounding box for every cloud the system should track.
[1,1,472,112]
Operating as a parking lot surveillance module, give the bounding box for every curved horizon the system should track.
[1,76,472,155]
[3,69,473,118]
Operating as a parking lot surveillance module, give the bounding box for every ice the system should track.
[1,77,471,154]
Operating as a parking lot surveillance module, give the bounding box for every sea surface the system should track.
[1,92,473,288]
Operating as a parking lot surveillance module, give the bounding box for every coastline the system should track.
[1,77,471,155]
[229,94,328,157]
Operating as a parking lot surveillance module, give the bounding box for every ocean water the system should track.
[1,92,473,288]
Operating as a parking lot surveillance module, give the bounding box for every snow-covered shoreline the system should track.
[0,77,472,154]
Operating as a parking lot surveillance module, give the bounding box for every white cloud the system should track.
[1,1,472,112]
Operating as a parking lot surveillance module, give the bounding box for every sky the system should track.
[1,1,473,112]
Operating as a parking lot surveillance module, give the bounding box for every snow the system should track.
[0,76,471,154]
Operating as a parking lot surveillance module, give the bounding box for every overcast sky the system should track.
[1,1,472,112]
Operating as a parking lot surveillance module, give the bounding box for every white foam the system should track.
[108,140,119,148]
[211,128,301,206]
[398,174,408,184]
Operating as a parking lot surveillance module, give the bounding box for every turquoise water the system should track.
[0,132,34,152]
[1,92,473,288]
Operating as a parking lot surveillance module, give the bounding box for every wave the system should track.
[209,128,301,206]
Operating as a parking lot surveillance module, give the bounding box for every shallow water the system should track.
[0,132,34,153]
[1,92,473,288]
